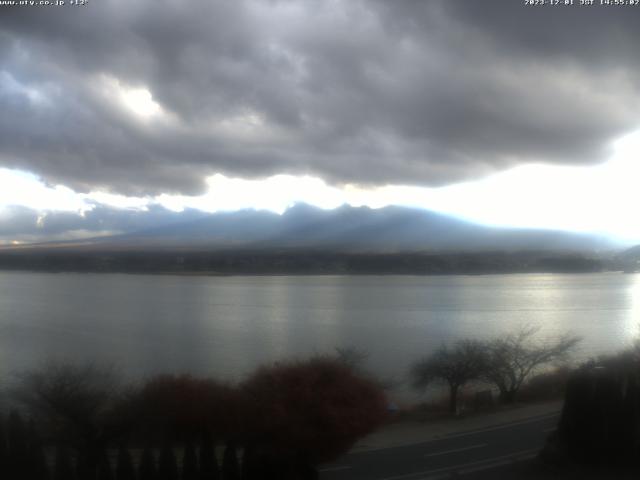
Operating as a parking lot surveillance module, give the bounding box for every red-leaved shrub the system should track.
[241,357,388,464]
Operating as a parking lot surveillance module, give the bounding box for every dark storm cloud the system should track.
[1,0,639,194]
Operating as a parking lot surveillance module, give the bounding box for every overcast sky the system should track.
[1,0,640,244]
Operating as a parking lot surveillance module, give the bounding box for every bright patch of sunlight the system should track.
[0,169,88,213]
[421,129,640,242]
[97,75,166,120]
[120,87,162,118]
[157,174,345,214]
[86,191,150,211]
[624,275,640,345]
[0,169,149,214]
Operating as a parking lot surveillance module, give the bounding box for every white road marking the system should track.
[424,443,487,458]
[378,448,539,480]
[319,465,352,472]
[435,412,560,441]
[456,450,539,475]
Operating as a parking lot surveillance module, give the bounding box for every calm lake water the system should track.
[0,271,639,399]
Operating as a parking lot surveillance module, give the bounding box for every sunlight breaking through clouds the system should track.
[121,87,162,118]
[0,129,640,242]
[156,174,345,214]
[0,169,88,213]
[97,75,168,121]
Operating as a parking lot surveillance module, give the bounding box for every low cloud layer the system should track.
[0,204,208,244]
[1,0,640,195]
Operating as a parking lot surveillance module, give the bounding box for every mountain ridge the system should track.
[0,204,627,275]
[0,203,617,254]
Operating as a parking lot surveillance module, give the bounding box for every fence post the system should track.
[182,441,198,480]
[0,413,6,471]
[158,443,178,480]
[198,432,219,480]
[139,446,157,480]
[115,445,136,480]
[53,445,76,480]
[26,420,49,480]
[97,448,114,480]
[8,411,30,477]
[222,442,240,480]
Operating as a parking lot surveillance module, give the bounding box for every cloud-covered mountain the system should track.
[43,204,614,253]
[619,244,640,262]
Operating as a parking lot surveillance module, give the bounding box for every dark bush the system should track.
[134,374,241,441]
[13,361,132,475]
[544,347,640,468]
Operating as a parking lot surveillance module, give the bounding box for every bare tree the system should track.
[12,362,126,475]
[483,326,580,404]
[411,340,487,415]
[335,346,399,392]
[14,362,121,430]
[335,346,369,370]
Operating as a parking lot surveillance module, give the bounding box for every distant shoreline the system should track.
[0,268,627,277]
[0,249,626,276]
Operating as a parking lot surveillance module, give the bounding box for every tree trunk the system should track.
[500,388,517,404]
[449,384,459,415]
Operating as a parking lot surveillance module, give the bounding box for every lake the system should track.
[0,271,638,400]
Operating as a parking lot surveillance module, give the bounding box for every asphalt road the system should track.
[319,412,560,480]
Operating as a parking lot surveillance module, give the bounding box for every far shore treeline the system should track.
[0,249,625,275]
